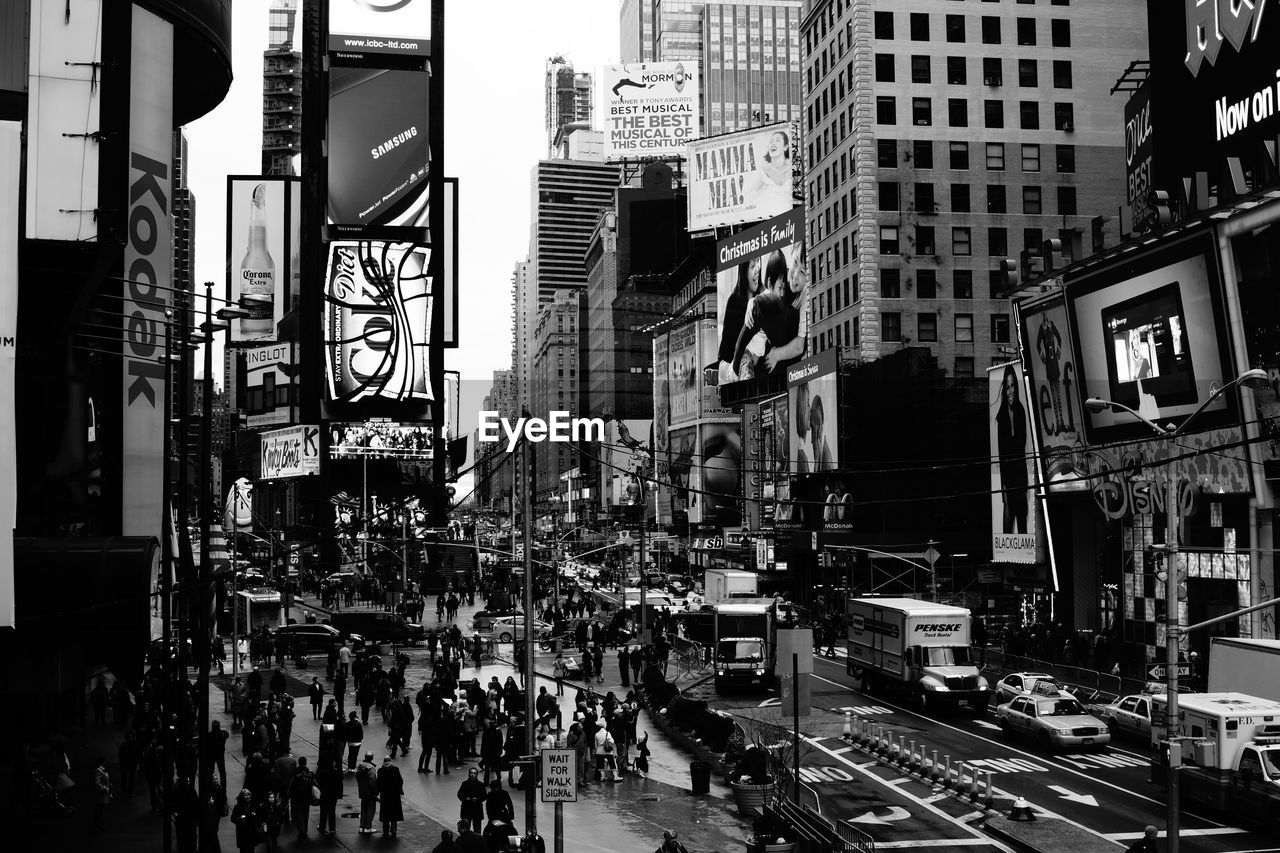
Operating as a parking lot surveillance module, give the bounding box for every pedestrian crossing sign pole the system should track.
[541,747,576,853]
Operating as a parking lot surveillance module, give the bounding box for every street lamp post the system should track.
[1084,367,1268,853]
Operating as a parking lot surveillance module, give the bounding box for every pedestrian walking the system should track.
[457,767,486,832]
[484,779,514,824]
[480,718,503,784]
[618,646,631,687]
[315,757,342,836]
[339,642,352,678]
[418,707,436,772]
[356,753,379,834]
[377,756,405,837]
[200,784,225,853]
[286,756,315,837]
[230,789,260,853]
[634,732,650,778]
[344,712,364,771]
[434,706,456,774]
[92,757,112,830]
[553,653,567,695]
[202,720,229,789]
[565,722,589,784]
[308,677,325,721]
[629,646,644,684]
[593,645,605,684]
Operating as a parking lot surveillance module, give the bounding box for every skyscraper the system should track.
[620,0,657,63]
[262,0,301,176]
[510,260,537,404]
[545,56,594,158]
[801,0,1143,374]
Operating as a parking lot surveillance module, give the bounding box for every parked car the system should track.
[328,611,425,645]
[994,672,1076,706]
[484,616,552,644]
[1091,692,1159,739]
[995,684,1110,749]
[274,623,353,654]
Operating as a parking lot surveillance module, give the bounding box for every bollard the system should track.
[897,736,908,767]
[843,711,853,742]
[982,770,994,808]
[943,755,952,788]
[968,768,981,800]
[908,739,917,771]
[931,750,941,783]
[956,762,968,793]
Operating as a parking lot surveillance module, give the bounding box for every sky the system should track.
[184,1,621,498]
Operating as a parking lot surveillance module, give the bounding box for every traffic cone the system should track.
[1008,797,1035,822]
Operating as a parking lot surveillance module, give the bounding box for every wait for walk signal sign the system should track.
[540,749,576,803]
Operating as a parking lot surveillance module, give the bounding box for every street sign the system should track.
[1147,664,1192,679]
[540,748,576,803]
[924,545,941,566]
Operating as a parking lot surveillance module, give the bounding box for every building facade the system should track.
[529,290,584,527]
[262,1,301,176]
[800,0,1144,375]
[620,0,658,63]
[545,56,594,158]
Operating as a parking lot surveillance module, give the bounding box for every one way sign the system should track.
[1147,664,1192,679]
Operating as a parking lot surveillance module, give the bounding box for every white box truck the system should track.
[714,599,777,692]
[704,569,758,605]
[1208,638,1280,701]
[1149,692,1280,827]
[846,597,989,714]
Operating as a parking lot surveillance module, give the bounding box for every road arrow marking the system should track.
[758,698,780,707]
[1047,785,1099,807]
[974,720,1002,730]
[849,806,911,825]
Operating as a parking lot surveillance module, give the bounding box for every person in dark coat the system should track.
[356,753,379,835]
[483,818,517,852]
[286,756,315,837]
[377,756,405,837]
[308,677,325,720]
[417,706,436,772]
[315,757,343,836]
[457,819,488,853]
[433,708,456,774]
[200,784,225,853]
[484,779,514,823]
[118,730,140,797]
[270,668,287,697]
[230,789,260,853]
[433,829,464,853]
[629,646,644,684]
[457,767,487,832]
[480,718,504,785]
[618,646,631,687]
[592,645,605,684]
[357,675,375,725]
[344,712,364,771]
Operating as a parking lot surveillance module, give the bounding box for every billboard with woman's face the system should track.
[990,362,1037,564]
[786,350,839,476]
[687,121,797,231]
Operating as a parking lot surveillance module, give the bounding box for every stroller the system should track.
[31,770,76,817]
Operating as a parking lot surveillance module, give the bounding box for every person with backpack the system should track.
[286,756,315,838]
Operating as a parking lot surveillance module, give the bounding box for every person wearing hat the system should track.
[355,752,379,835]
[656,829,689,853]
[1126,826,1159,853]
[377,755,405,837]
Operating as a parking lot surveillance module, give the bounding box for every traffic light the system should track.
[999,258,1020,294]
[1150,190,1173,227]
[1042,238,1064,271]
[1091,216,1106,253]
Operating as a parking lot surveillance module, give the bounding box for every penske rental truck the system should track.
[1208,638,1280,702]
[1149,692,1280,827]
[714,599,777,692]
[846,597,989,714]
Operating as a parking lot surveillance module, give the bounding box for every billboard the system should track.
[328,66,429,233]
[328,0,429,58]
[742,402,762,531]
[687,122,797,232]
[324,240,433,405]
[786,350,840,474]
[653,334,672,525]
[1124,78,1154,232]
[1067,234,1233,443]
[669,427,698,523]
[604,420,653,509]
[227,177,295,343]
[260,425,321,480]
[667,323,700,425]
[699,422,743,527]
[714,209,808,384]
[0,121,18,627]
[602,61,699,161]
[329,422,433,460]
[990,363,1038,564]
[26,0,103,241]
[121,5,172,539]
[698,319,736,420]
[244,343,296,428]
[1018,295,1085,491]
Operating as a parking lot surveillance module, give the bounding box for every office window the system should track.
[912,97,932,126]
[1055,101,1074,130]
[1023,186,1042,214]
[881,268,901,297]
[877,96,897,124]
[953,226,973,256]
[874,11,894,38]
[875,53,895,82]
[951,183,971,212]
[986,142,1006,170]
[947,56,967,84]
[948,98,969,127]
[910,12,929,40]
[912,55,931,83]
[880,226,900,254]
[955,269,974,299]
[984,100,1004,128]
[992,314,1011,343]
[1018,59,1038,87]
[878,139,898,167]
[1017,17,1036,45]
[1021,143,1041,172]
[955,314,974,342]
[918,269,938,298]
[955,356,975,378]
[946,13,966,42]
[878,181,900,210]
[883,312,903,341]
[989,227,1008,255]
[1056,144,1076,173]
[981,16,1001,44]
[1023,226,1043,251]
[1051,18,1071,47]
[1020,101,1040,130]
[983,57,1003,85]
[914,140,934,169]
[1057,185,1077,215]
[1053,60,1073,88]
[950,141,970,169]
[988,184,1007,213]
[918,313,938,342]
[916,225,936,254]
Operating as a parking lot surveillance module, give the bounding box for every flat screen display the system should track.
[1101,283,1197,414]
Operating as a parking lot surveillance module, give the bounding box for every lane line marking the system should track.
[1104,829,1248,840]
[831,746,854,755]
[874,840,994,848]
[810,664,1225,827]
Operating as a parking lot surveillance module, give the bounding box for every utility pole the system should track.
[521,417,537,837]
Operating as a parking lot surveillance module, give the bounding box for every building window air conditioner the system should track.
[984,75,1002,86]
